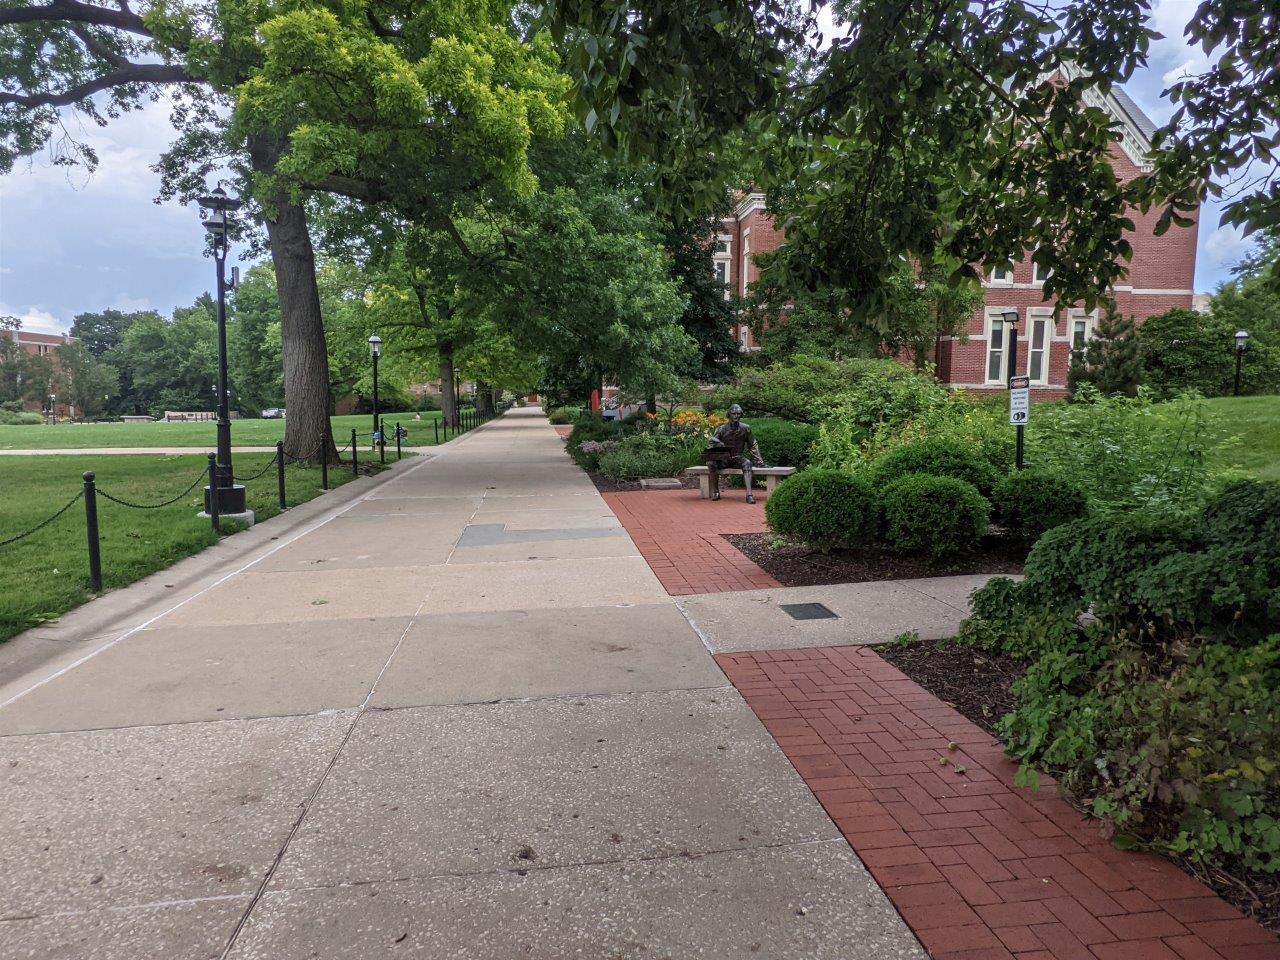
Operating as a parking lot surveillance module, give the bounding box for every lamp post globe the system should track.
[196,185,251,521]
[1234,329,1249,396]
[368,333,382,443]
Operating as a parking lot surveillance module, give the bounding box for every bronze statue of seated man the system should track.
[705,404,766,504]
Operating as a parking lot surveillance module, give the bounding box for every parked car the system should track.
[261,408,286,419]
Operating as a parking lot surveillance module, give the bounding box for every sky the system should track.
[0,0,1259,336]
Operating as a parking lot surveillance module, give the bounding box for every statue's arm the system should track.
[747,430,765,465]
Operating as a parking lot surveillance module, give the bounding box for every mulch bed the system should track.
[587,472,700,494]
[724,532,1026,587]
[879,637,1280,935]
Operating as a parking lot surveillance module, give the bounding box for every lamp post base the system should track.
[202,483,249,516]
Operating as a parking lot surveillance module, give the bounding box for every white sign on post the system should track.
[1008,375,1030,425]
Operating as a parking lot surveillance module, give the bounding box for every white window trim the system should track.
[740,229,752,297]
[1031,256,1052,285]
[1025,308,1054,386]
[986,262,1014,286]
[984,307,1015,385]
[1066,309,1097,354]
[713,233,733,301]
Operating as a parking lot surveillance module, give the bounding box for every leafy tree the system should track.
[1068,307,1142,398]
[120,296,219,414]
[1137,308,1235,397]
[53,340,118,417]
[68,309,152,357]
[226,264,284,415]
[546,0,1280,310]
[0,315,27,403]
[661,214,738,380]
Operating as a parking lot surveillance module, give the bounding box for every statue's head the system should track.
[727,403,743,423]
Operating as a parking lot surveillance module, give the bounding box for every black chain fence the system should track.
[0,490,84,548]
[97,467,209,509]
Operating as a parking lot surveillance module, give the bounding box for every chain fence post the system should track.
[433,419,439,444]
[320,430,329,490]
[396,421,402,460]
[82,471,102,593]
[206,452,220,532]
[276,441,287,510]
[351,428,358,477]
[379,417,386,465]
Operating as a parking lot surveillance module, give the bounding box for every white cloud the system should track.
[0,303,67,334]
[110,294,152,312]
[1202,224,1254,275]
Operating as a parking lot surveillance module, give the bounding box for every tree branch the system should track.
[68,22,126,67]
[0,0,151,36]
[0,62,195,109]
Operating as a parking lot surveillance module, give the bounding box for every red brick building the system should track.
[717,87,1199,395]
[0,328,77,416]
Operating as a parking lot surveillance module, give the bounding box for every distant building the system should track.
[0,328,77,416]
[717,86,1199,396]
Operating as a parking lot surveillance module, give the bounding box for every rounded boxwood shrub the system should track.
[991,467,1089,545]
[868,437,1001,497]
[751,418,820,469]
[765,469,878,550]
[882,473,989,558]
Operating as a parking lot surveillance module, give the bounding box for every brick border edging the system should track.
[716,644,1279,960]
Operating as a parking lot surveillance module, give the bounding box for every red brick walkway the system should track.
[716,645,1280,960]
[602,489,780,595]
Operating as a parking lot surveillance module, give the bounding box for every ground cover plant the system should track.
[0,453,371,642]
[0,411,442,450]
[952,482,1280,924]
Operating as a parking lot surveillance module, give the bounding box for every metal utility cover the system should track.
[779,603,839,621]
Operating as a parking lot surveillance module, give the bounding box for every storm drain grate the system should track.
[779,602,839,621]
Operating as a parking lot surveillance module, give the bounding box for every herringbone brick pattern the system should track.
[716,644,1279,960]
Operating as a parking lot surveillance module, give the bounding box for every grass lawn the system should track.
[1205,395,1280,481]
[0,451,397,642]
[0,410,443,450]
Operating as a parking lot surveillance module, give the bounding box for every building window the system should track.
[714,238,730,255]
[985,309,1013,383]
[1026,310,1052,384]
[713,260,729,288]
[1069,311,1094,352]
[741,231,751,297]
[1032,258,1052,284]
[988,262,1013,285]
[739,325,751,350]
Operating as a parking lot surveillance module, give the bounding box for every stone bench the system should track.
[685,465,797,499]
[120,415,154,423]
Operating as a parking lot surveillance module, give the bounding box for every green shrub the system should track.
[0,409,42,425]
[1028,386,1218,512]
[595,433,703,480]
[881,473,989,558]
[991,468,1089,545]
[957,500,1280,877]
[547,406,581,425]
[751,418,819,469]
[868,437,1001,496]
[764,469,878,550]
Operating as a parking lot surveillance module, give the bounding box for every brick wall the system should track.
[719,140,1200,390]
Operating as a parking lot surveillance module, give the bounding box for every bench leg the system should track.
[698,474,712,499]
[764,475,780,495]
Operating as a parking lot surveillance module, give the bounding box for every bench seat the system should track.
[684,465,797,499]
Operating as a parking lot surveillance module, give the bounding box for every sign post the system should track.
[1008,375,1029,470]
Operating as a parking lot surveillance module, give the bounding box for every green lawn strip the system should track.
[0,410,443,450]
[0,452,398,642]
[1204,395,1280,481]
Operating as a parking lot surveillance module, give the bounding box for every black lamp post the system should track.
[1234,329,1249,396]
[368,333,382,442]
[197,185,248,517]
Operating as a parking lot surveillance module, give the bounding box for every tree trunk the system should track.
[475,380,494,417]
[645,394,658,415]
[438,340,457,427]
[248,133,339,465]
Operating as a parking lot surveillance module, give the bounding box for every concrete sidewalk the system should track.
[0,408,924,959]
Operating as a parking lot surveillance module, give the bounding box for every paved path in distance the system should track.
[0,408,924,960]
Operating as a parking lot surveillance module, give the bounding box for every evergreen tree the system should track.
[1067,308,1142,398]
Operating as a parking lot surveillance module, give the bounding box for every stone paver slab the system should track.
[2,896,248,960]
[271,690,836,888]
[233,842,925,960]
[678,578,992,653]
[371,604,724,707]
[414,556,666,614]
[255,514,462,571]
[0,618,410,734]
[343,495,482,516]
[157,567,437,626]
[0,711,350,915]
